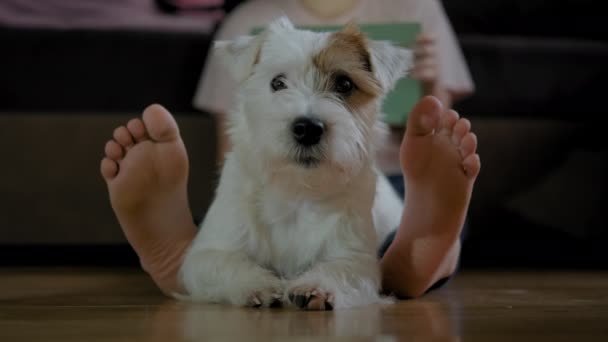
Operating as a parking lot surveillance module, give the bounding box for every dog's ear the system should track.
[214,35,264,83]
[368,41,413,92]
[267,15,295,32]
[214,16,294,82]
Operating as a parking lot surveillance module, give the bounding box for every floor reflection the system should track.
[146,296,461,340]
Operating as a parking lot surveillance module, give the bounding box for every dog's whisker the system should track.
[299,179,313,189]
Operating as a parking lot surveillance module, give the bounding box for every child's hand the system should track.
[411,34,439,91]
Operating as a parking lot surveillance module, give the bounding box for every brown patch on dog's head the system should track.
[313,22,382,111]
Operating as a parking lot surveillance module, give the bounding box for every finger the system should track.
[410,67,439,83]
[413,59,437,70]
[416,33,437,45]
[414,44,437,59]
[411,58,439,80]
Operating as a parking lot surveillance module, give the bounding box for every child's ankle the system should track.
[138,233,195,296]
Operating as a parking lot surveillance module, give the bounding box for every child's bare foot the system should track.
[401,96,480,223]
[100,104,197,295]
[380,96,480,297]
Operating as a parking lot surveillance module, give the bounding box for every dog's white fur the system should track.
[179,17,411,309]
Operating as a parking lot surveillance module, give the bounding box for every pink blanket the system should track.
[0,0,222,32]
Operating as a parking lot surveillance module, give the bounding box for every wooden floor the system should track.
[1,268,607,341]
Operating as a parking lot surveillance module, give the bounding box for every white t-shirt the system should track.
[193,0,474,173]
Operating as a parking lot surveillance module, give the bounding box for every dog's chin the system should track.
[290,145,324,169]
[293,155,321,168]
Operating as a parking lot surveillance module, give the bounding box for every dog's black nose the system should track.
[291,117,324,146]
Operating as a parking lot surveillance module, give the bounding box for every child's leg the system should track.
[379,96,480,298]
[100,97,479,299]
[101,104,197,295]
[377,176,464,297]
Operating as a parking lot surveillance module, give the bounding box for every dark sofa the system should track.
[0,0,606,268]
[0,27,217,252]
[443,0,607,268]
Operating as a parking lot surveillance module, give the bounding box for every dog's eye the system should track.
[271,75,288,92]
[334,75,355,95]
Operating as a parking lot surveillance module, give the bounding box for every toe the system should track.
[269,298,283,308]
[127,118,148,142]
[438,109,459,136]
[459,132,477,158]
[463,153,481,178]
[405,96,442,137]
[100,157,119,180]
[142,104,180,142]
[288,288,333,311]
[113,126,134,148]
[306,296,333,311]
[247,294,263,308]
[452,118,471,145]
[104,140,124,160]
[289,293,311,309]
[295,294,310,308]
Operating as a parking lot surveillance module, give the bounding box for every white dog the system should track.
[179,17,411,310]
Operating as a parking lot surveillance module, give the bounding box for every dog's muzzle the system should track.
[291,117,324,147]
[289,116,326,168]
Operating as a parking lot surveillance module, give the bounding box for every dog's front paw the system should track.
[287,286,334,311]
[246,287,284,309]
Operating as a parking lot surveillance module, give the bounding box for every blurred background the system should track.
[0,0,606,270]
